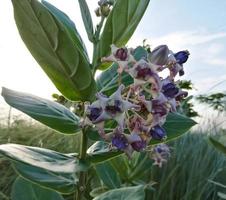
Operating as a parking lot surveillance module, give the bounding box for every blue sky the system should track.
[0,0,226,104]
[129,0,226,94]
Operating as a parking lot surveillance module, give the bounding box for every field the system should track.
[0,113,226,200]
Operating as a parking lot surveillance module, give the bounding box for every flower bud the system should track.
[112,133,129,150]
[179,69,185,76]
[174,50,190,65]
[149,45,169,65]
[95,7,101,17]
[162,82,179,98]
[149,125,166,140]
[100,5,111,17]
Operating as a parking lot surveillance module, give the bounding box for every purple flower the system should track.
[151,144,170,167]
[174,50,190,65]
[162,81,179,99]
[112,133,129,150]
[149,125,166,140]
[87,85,140,130]
[102,45,135,73]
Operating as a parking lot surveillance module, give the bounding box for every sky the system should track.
[0,0,226,113]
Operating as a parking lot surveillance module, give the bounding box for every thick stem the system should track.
[76,128,88,200]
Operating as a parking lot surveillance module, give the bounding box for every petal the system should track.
[93,111,111,123]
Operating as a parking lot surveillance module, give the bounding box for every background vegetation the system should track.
[1,107,226,200]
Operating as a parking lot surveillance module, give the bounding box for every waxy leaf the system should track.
[209,136,226,155]
[163,113,197,142]
[95,162,121,189]
[12,0,96,101]
[93,185,145,200]
[78,0,94,42]
[2,87,80,134]
[95,0,150,69]
[11,177,64,200]
[87,141,122,163]
[150,112,196,145]
[0,144,89,194]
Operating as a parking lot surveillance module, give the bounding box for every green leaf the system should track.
[2,87,80,134]
[0,144,89,194]
[151,112,196,144]
[218,192,226,199]
[163,113,197,141]
[209,136,226,155]
[93,185,145,200]
[90,187,109,198]
[95,162,121,189]
[78,0,94,42]
[95,0,150,69]
[12,0,96,101]
[87,141,122,163]
[96,46,147,95]
[11,177,64,200]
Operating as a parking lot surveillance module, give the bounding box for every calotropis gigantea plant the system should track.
[1,0,196,199]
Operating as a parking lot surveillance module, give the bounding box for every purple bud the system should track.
[112,134,129,150]
[179,69,185,76]
[131,140,146,152]
[115,48,128,61]
[149,125,166,140]
[87,107,102,122]
[149,45,169,65]
[174,50,190,65]
[162,83,179,98]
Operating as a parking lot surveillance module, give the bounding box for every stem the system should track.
[76,128,88,200]
[92,16,105,72]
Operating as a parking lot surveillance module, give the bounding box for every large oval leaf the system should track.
[94,0,150,69]
[12,0,96,101]
[87,141,122,163]
[162,112,197,142]
[11,177,64,200]
[2,87,80,134]
[95,162,121,189]
[150,113,196,145]
[0,144,89,194]
[150,112,196,145]
[93,185,145,200]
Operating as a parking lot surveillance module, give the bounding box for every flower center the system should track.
[115,48,128,61]
[87,107,102,121]
[105,99,123,115]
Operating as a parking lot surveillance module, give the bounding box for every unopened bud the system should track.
[149,45,169,66]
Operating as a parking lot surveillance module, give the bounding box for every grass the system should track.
[148,132,226,200]
[0,116,226,199]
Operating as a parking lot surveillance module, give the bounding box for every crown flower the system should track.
[86,44,190,166]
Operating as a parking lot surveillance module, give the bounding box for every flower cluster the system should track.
[85,44,190,164]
